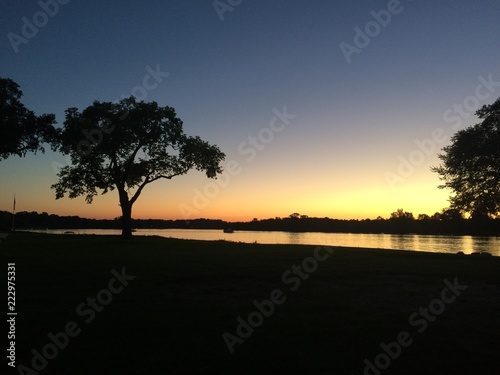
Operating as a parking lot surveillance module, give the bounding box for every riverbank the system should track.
[1,232,499,374]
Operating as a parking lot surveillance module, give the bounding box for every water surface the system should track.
[29,229,500,256]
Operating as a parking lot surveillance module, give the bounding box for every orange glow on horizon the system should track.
[0,151,452,222]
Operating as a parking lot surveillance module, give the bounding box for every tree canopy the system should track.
[433,97,500,219]
[52,97,225,237]
[390,208,415,220]
[0,77,57,160]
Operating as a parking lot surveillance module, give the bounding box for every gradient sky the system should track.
[1,0,499,221]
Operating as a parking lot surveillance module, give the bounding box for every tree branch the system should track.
[129,167,192,205]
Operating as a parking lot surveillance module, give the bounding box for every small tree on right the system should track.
[432,97,500,219]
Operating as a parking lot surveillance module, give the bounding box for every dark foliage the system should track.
[433,97,500,219]
[0,77,58,159]
[3,210,498,236]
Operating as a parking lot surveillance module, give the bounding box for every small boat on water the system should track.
[223,228,235,233]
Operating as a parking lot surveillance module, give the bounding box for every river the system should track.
[28,229,500,256]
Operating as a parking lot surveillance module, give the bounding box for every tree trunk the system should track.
[121,202,133,238]
[119,190,133,239]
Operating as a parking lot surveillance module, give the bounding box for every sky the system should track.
[1,0,500,222]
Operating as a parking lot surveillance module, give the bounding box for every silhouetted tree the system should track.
[52,97,225,238]
[390,208,414,220]
[0,77,58,159]
[388,209,414,233]
[433,97,500,219]
[439,207,464,221]
[431,212,442,220]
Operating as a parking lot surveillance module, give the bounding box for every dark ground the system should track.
[1,232,499,374]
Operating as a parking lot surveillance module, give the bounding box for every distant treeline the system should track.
[1,210,499,236]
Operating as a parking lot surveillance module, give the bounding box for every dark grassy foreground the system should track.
[1,232,499,375]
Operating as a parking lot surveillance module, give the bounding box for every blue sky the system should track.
[1,0,499,220]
